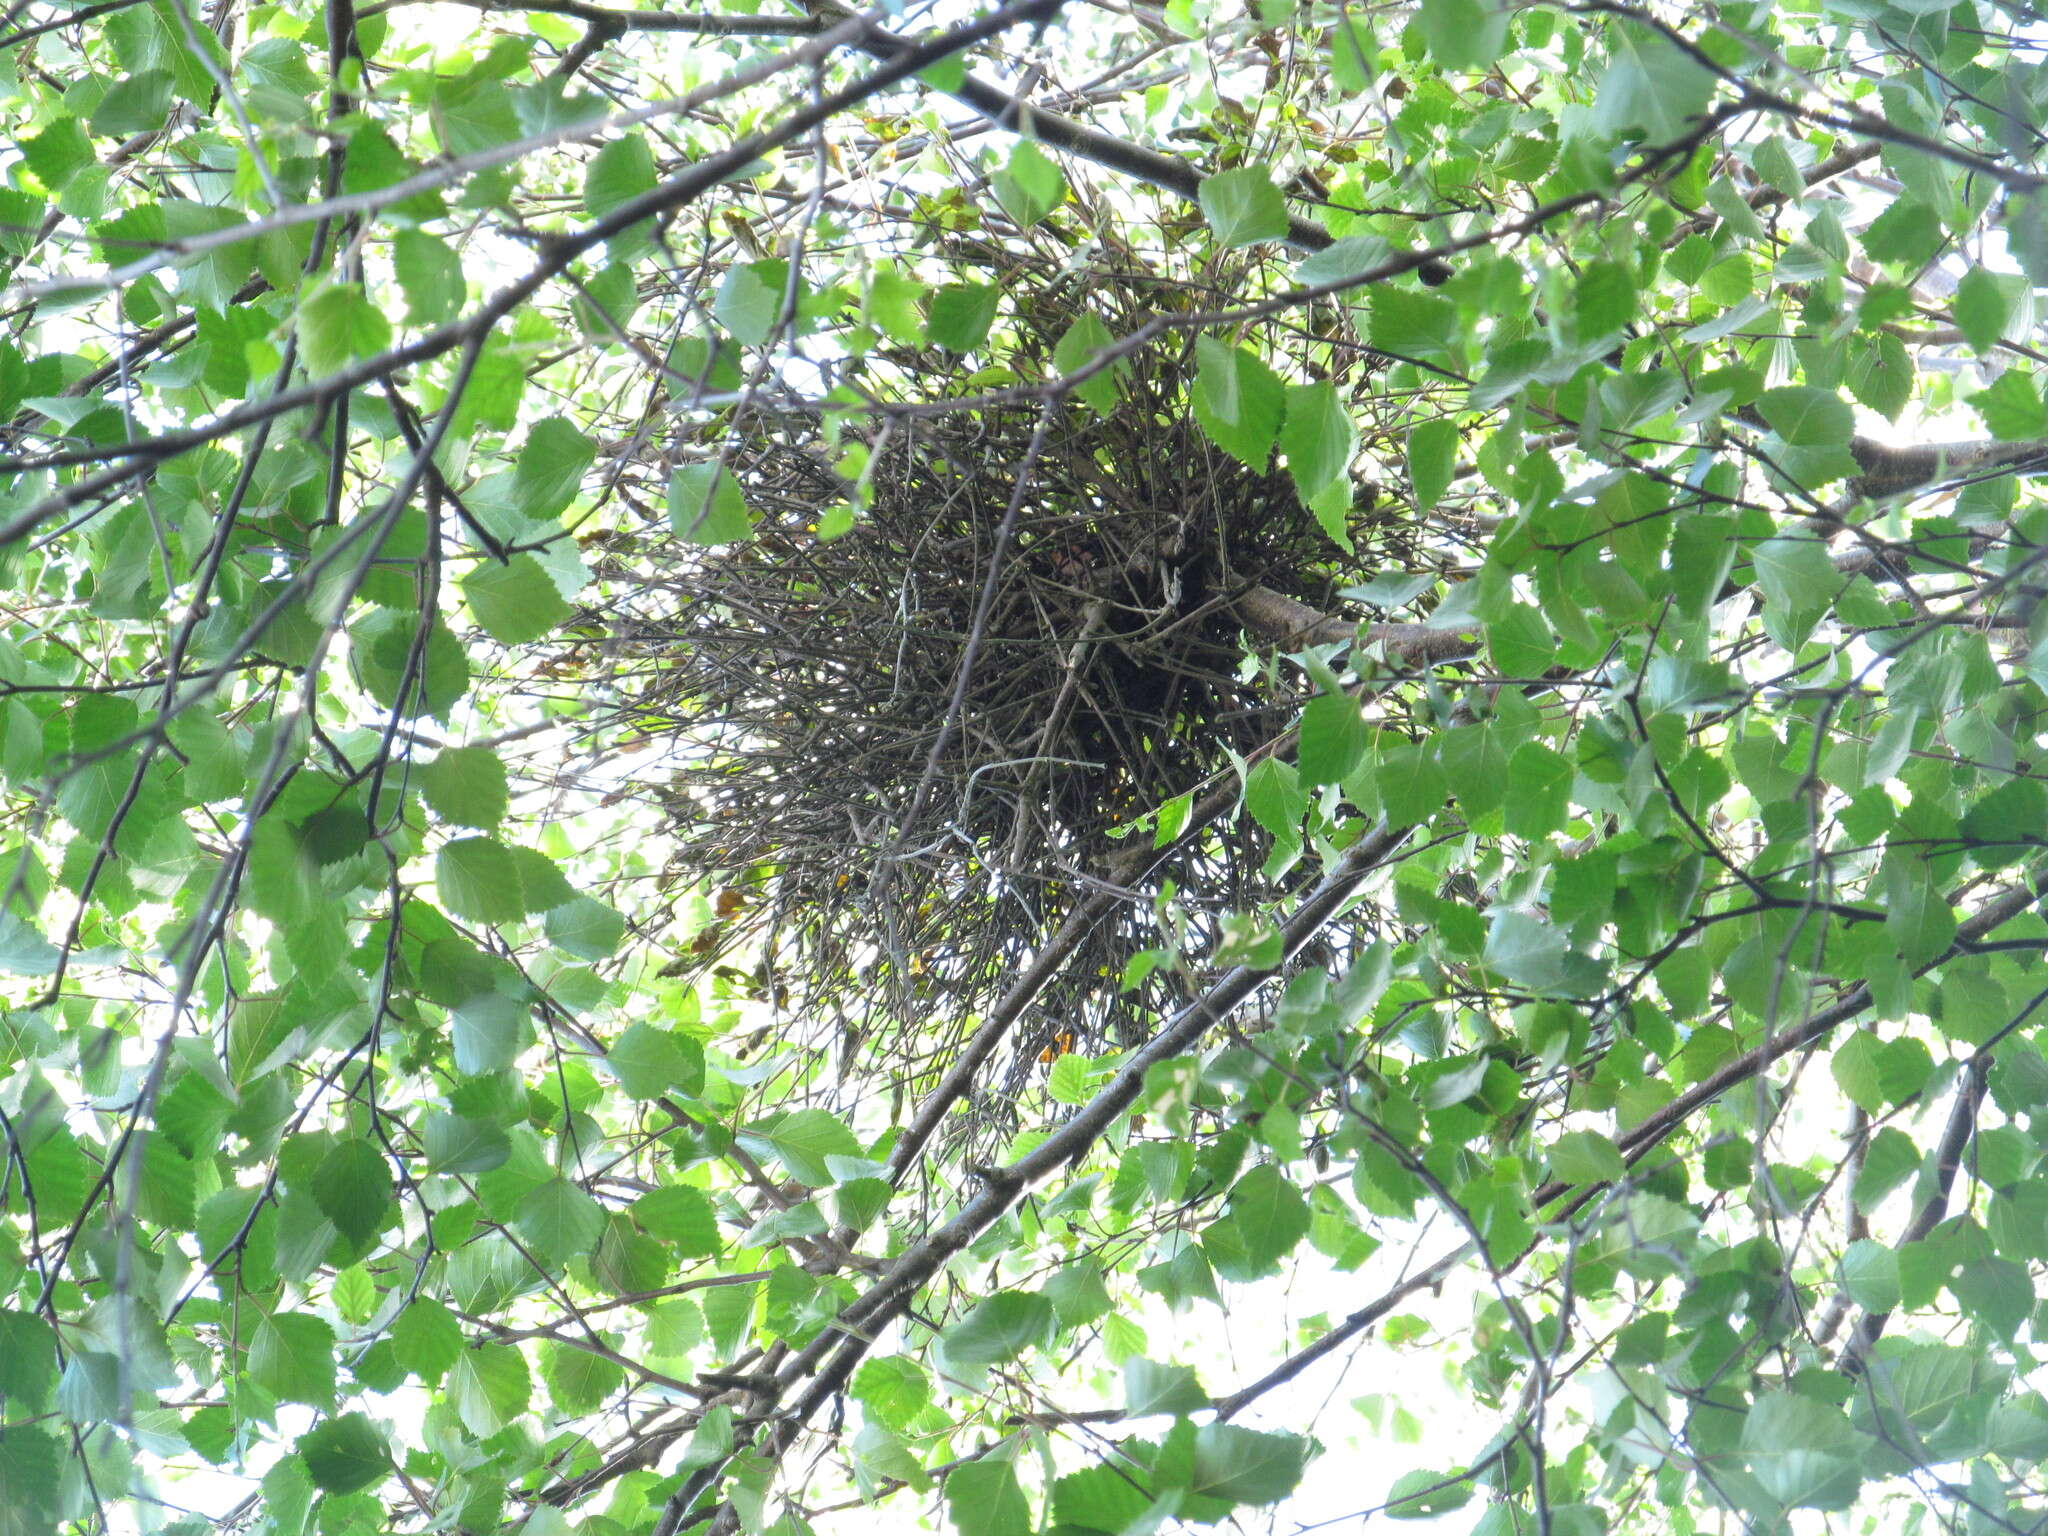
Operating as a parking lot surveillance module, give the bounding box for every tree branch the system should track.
[659,820,1416,1531]
[357,0,822,30]
[0,0,1062,545]
[1846,434,2048,501]
[806,0,1338,250]
[1840,1059,1986,1371]
[1232,583,1483,663]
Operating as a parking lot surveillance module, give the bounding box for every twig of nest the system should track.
[599,260,1431,1151]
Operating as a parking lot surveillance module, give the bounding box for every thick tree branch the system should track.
[358,0,821,29]
[659,820,1415,1532]
[1840,1060,1986,1370]
[1216,884,2039,1439]
[1547,882,2038,1207]
[1232,583,1483,663]
[1846,434,2048,501]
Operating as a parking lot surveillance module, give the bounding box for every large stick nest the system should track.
[606,270,1412,1074]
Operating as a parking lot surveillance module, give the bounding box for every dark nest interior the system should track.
[605,285,1410,1117]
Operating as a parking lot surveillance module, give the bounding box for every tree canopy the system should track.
[4,0,2048,1533]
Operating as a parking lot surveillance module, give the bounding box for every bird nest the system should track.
[607,299,1401,1084]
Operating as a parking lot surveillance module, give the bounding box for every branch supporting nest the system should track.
[1232,583,1482,662]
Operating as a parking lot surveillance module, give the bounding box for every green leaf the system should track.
[993,139,1065,226]
[1414,0,1506,70]
[311,1137,393,1249]
[1298,692,1367,787]
[1378,742,1447,827]
[1386,1468,1473,1518]
[853,1355,930,1428]
[1751,536,1838,649]
[1594,19,1715,141]
[1740,1390,1868,1510]
[926,283,1000,352]
[585,131,656,219]
[515,1177,607,1265]
[90,70,174,136]
[430,73,520,156]
[1210,1164,1309,1280]
[1575,260,1637,338]
[1969,371,2047,441]
[1192,337,1285,469]
[1861,196,1946,268]
[545,895,626,959]
[462,554,573,645]
[1483,909,1597,996]
[1449,716,1531,823]
[393,228,466,325]
[715,259,792,346]
[423,1111,511,1174]
[1331,16,1374,92]
[1838,1238,1901,1312]
[540,1339,624,1415]
[21,118,93,192]
[634,1184,723,1255]
[1370,287,1461,362]
[350,610,471,719]
[1406,418,1458,513]
[946,1459,1030,1536]
[391,1299,463,1383]
[451,991,532,1075]
[1846,331,1912,422]
[337,1269,382,1327]
[864,264,926,346]
[1831,1031,1885,1115]
[1297,235,1394,287]
[1280,381,1356,502]
[250,1311,337,1409]
[1190,1423,1309,1504]
[606,1021,693,1099]
[513,417,596,519]
[1145,790,1192,860]
[184,1406,235,1465]
[1952,1256,2032,1338]
[447,1343,531,1437]
[1052,312,1123,414]
[1044,1261,1113,1326]
[1754,386,1854,447]
[1046,1052,1091,1105]
[437,836,526,925]
[669,462,756,544]
[0,1310,59,1411]
[297,1413,390,1496]
[739,1108,860,1186]
[1851,1126,1920,1209]
[1124,1357,1208,1417]
[1953,267,2011,353]
[1548,1129,1625,1184]
[1884,852,1955,966]
[512,845,575,915]
[1244,757,1306,841]
[0,913,60,976]
[419,746,510,829]
[1054,1462,1154,1532]
[0,1427,62,1534]
[296,283,392,378]
[944,1293,1054,1366]
[1503,741,1572,839]
[575,259,641,337]
[1198,166,1289,247]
